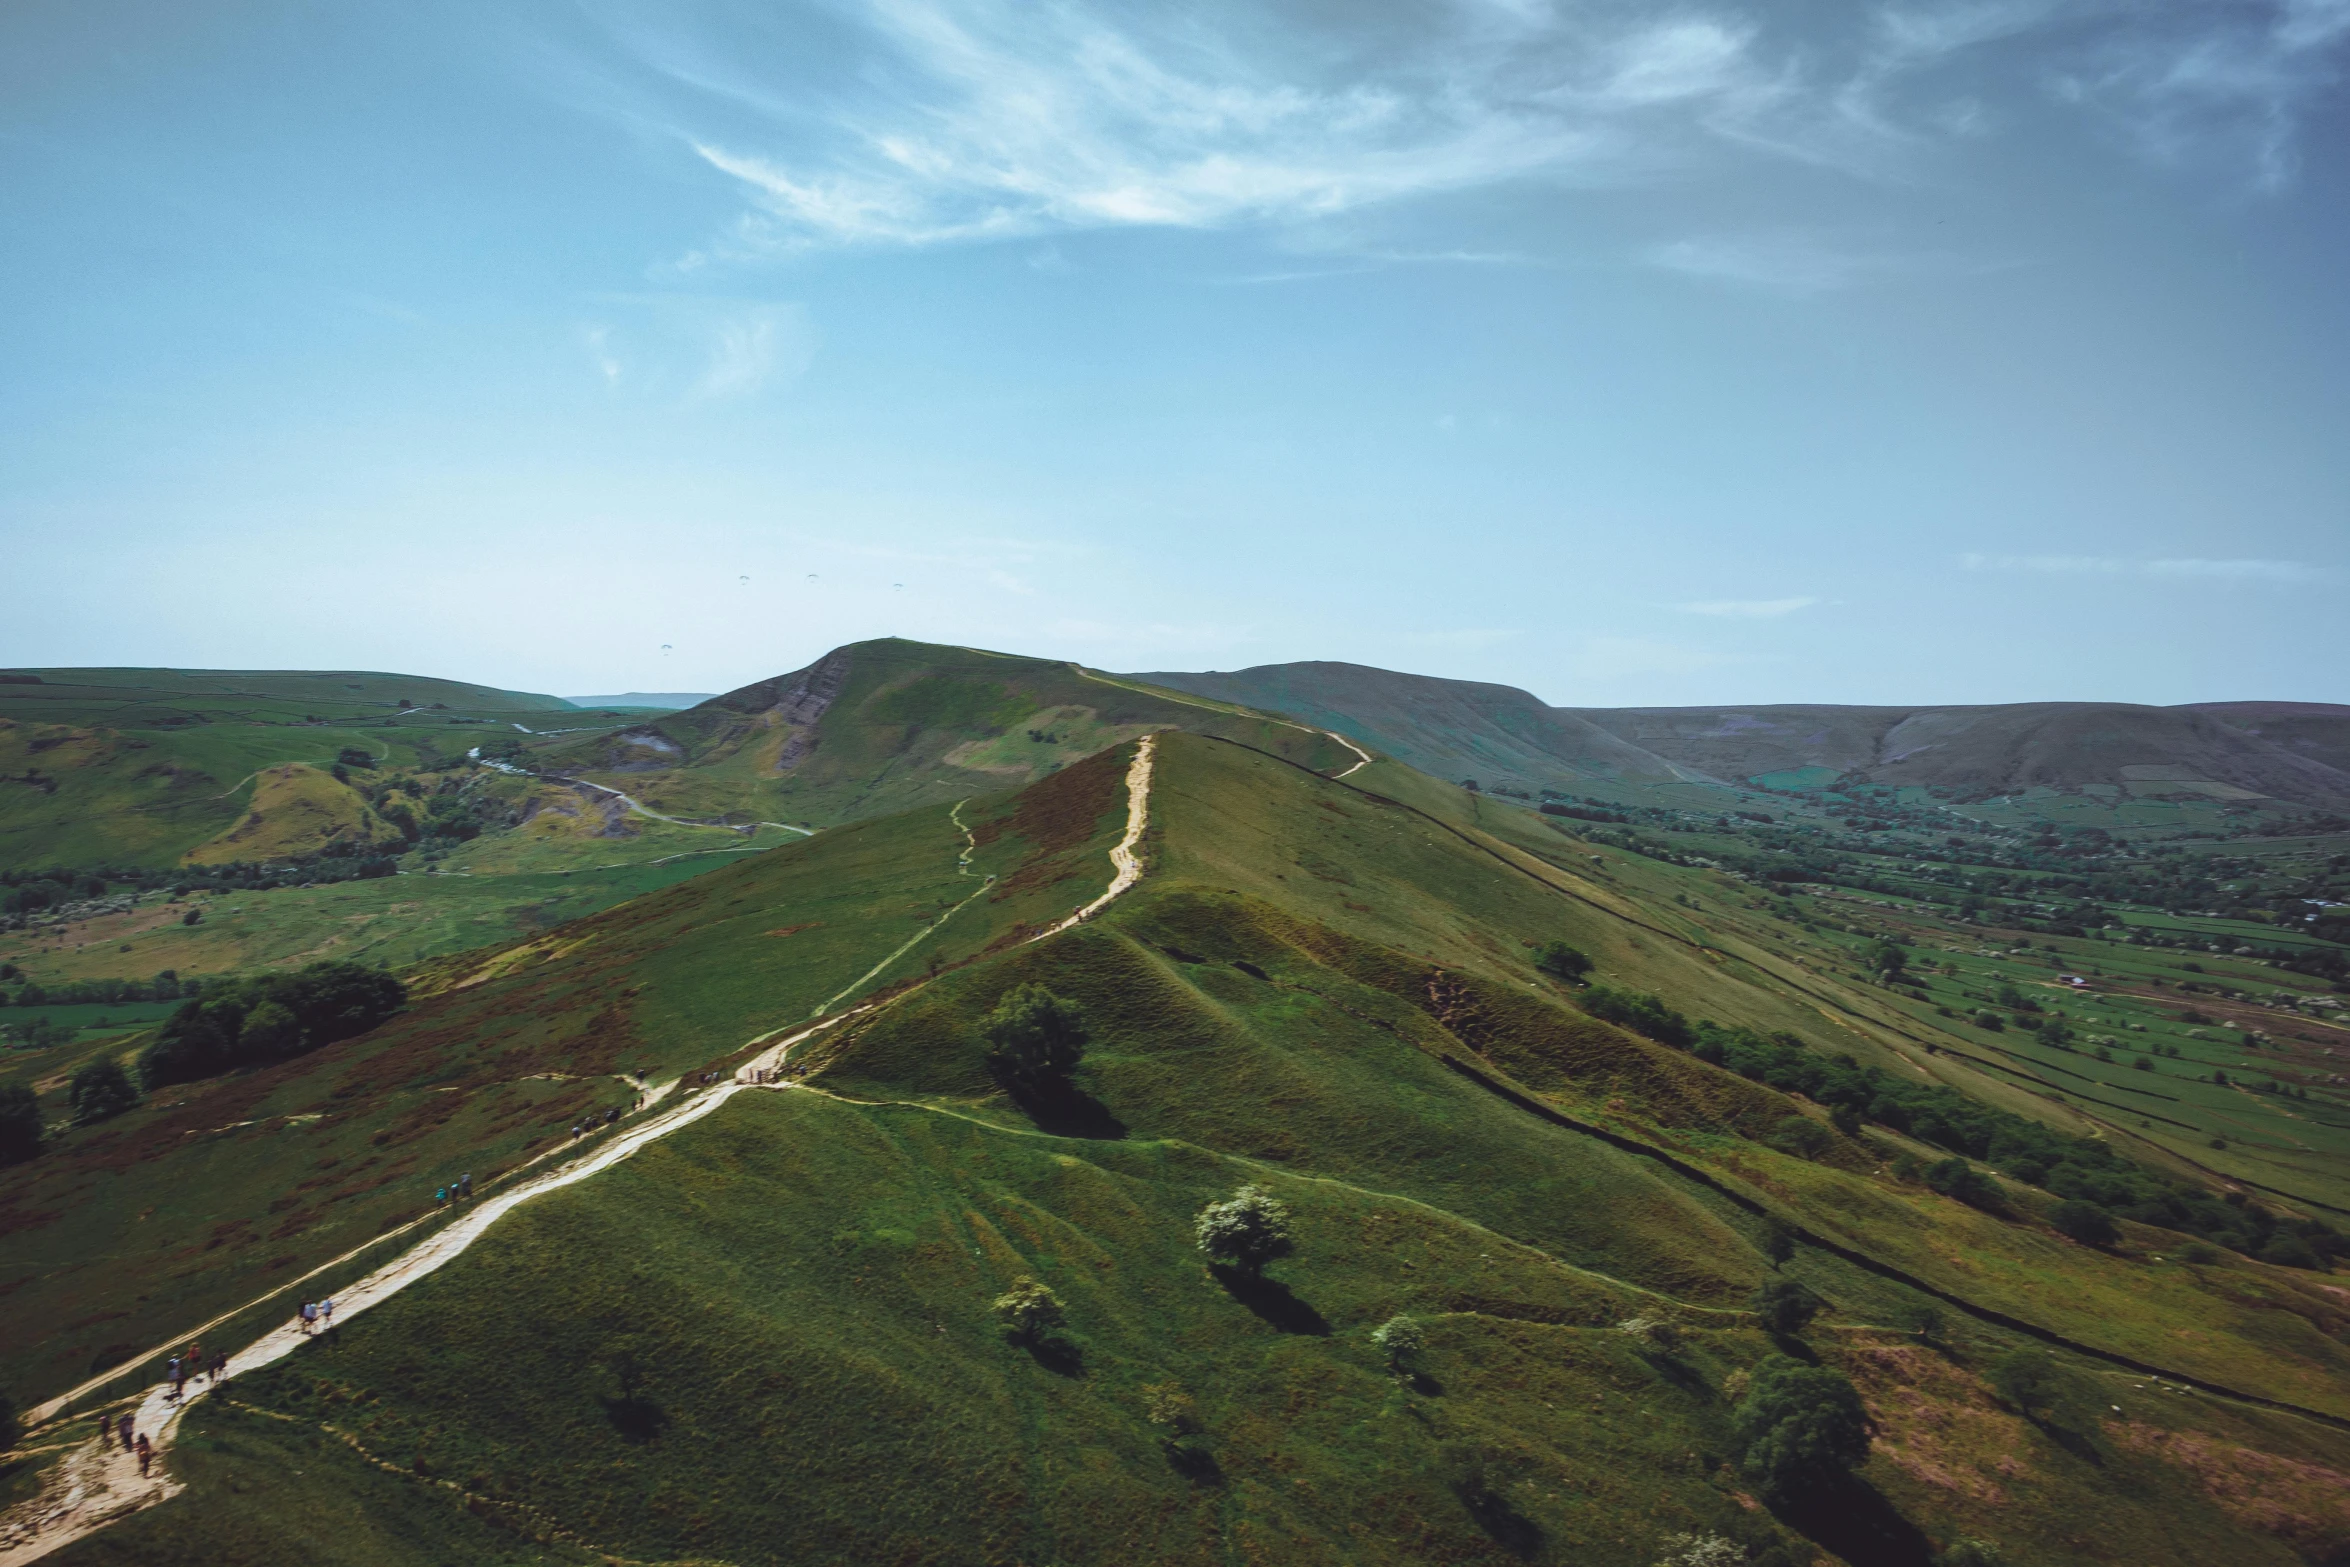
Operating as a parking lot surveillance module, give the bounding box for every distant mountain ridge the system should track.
[562,692,719,710]
[1138,661,2350,806]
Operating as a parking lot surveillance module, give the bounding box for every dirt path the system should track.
[0,1077,748,1564]
[1322,730,1372,779]
[0,740,1166,1563]
[810,799,996,1018]
[1033,734,1156,940]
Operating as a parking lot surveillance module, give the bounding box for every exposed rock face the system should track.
[704,647,856,775]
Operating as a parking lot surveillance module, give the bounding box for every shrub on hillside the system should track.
[1766,1115,1833,1161]
[69,1059,138,1125]
[1986,1348,2094,1428]
[2261,1232,2320,1270]
[981,983,1089,1092]
[2048,1199,2118,1247]
[1195,1183,1294,1277]
[1142,1382,1200,1437]
[1733,1356,1871,1497]
[1578,983,1692,1047]
[1924,1158,2003,1212]
[1652,1533,1747,1567]
[991,1277,1065,1344]
[139,960,404,1089]
[1750,1278,1823,1338]
[1618,1315,1682,1355]
[1533,941,1592,983]
[1371,1314,1427,1372]
[0,1084,41,1164]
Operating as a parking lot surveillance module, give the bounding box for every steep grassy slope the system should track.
[529,638,1351,830]
[33,732,2350,1567]
[0,753,1140,1406]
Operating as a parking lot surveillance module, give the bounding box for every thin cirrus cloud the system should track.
[1960,553,2323,582]
[1677,596,1821,617]
[569,0,2350,261]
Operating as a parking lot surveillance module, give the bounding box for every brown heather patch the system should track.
[2113,1421,2350,1557]
[1837,1341,2027,1504]
[984,741,1131,896]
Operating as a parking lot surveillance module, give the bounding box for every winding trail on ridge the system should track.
[0,737,1167,1565]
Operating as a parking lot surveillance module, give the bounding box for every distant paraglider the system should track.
[738,575,749,586]
[661,643,673,655]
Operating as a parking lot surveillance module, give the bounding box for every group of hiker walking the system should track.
[101,1410,154,1478]
[163,1341,224,1403]
[296,1297,336,1334]
[110,1336,226,1478]
[434,1171,475,1207]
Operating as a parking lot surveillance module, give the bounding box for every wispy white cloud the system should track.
[2049,0,2350,190]
[586,0,2350,261]
[1678,596,1821,617]
[1962,552,2323,582]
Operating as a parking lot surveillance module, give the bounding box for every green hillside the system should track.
[11,730,2346,1567]
[527,638,1354,831]
[0,667,608,872]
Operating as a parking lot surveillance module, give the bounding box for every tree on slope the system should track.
[982,983,1089,1092]
[69,1059,138,1125]
[1195,1184,1295,1277]
[1733,1356,1872,1497]
[1534,941,1592,983]
[1750,1277,1823,1338]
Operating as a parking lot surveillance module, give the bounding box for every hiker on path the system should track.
[436,1185,448,1206]
[460,1172,472,1198]
[605,1106,618,1125]
[165,1357,182,1401]
[211,1348,228,1384]
[96,1411,111,1448]
[298,1302,316,1334]
[321,1297,335,1326]
[117,1412,133,1450]
[135,1433,151,1478]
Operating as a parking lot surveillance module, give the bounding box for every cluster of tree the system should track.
[1574,981,2342,1269]
[6,970,190,1008]
[1,870,112,914]
[0,852,399,926]
[138,961,406,1088]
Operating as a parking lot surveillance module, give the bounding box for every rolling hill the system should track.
[1139,661,2350,810]
[4,714,2347,1566]
[523,638,1359,831]
[0,667,588,872]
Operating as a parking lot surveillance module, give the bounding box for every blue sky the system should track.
[2,0,2345,707]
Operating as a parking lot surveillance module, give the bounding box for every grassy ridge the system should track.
[0,752,1141,1404]
[43,728,2350,1567]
